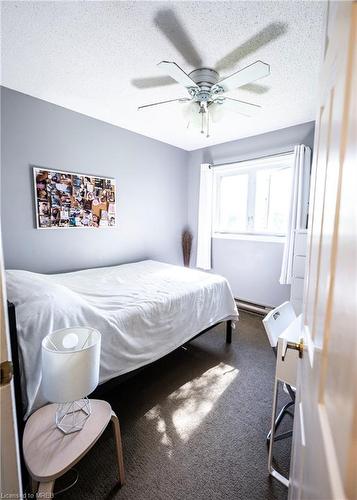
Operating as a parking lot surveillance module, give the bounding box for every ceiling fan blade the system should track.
[131,76,175,89]
[215,22,287,72]
[212,61,270,93]
[222,97,261,116]
[138,97,191,111]
[154,9,203,68]
[239,83,270,95]
[157,61,199,89]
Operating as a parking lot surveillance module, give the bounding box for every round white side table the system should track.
[23,399,125,496]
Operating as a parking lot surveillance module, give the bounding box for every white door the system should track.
[0,227,22,496]
[289,2,357,499]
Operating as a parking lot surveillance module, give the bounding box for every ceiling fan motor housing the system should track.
[188,68,222,103]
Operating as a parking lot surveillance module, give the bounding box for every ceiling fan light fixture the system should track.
[209,102,225,123]
[182,102,202,129]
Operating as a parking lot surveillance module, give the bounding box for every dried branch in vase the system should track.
[182,229,193,267]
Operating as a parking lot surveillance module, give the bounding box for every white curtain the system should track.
[280,145,312,284]
[196,163,214,270]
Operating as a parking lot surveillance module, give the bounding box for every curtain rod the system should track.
[209,149,295,169]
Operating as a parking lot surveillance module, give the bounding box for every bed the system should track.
[6,259,238,420]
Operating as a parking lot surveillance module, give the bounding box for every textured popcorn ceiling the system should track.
[1,1,326,151]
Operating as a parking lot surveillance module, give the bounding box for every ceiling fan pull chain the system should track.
[201,109,204,134]
[206,109,210,138]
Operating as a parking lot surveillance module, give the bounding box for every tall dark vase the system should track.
[182,229,193,267]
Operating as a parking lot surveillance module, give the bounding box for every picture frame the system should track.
[33,166,117,229]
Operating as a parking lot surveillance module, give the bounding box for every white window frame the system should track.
[212,153,294,241]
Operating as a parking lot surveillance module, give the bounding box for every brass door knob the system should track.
[281,338,304,361]
[0,361,14,386]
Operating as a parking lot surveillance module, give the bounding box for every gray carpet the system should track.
[59,311,291,500]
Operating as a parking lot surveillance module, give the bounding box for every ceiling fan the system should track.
[136,11,287,138]
[138,60,270,137]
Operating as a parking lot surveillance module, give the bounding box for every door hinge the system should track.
[0,360,14,386]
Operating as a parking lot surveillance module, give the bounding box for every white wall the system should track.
[187,122,315,308]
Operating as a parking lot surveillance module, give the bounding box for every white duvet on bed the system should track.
[5,260,238,418]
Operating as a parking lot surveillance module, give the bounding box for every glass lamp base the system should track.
[55,398,91,434]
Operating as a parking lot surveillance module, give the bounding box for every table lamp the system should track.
[41,327,101,434]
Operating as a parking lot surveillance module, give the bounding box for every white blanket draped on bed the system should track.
[6,260,238,418]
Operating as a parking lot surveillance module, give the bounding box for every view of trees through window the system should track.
[214,156,293,236]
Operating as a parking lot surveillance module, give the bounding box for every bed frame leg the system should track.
[226,320,232,344]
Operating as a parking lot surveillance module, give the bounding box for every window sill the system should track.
[212,233,286,243]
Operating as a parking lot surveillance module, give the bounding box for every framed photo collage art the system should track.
[33,167,116,229]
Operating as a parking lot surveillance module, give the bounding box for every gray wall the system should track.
[1,87,188,273]
[1,86,315,308]
[187,122,315,307]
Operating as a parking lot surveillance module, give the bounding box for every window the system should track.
[213,154,294,238]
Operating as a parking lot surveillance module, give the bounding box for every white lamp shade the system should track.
[182,102,225,129]
[42,327,101,403]
[182,102,202,129]
[210,104,225,123]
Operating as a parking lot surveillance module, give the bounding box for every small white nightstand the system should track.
[23,399,125,496]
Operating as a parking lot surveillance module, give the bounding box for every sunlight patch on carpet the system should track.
[145,363,238,451]
[169,362,238,441]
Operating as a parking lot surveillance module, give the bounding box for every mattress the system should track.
[5,260,238,418]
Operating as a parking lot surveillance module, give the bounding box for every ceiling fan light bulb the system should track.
[210,103,225,123]
[182,103,202,130]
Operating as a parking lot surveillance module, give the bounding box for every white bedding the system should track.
[5,260,238,418]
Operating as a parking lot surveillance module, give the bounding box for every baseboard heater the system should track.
[235,298,272,316]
